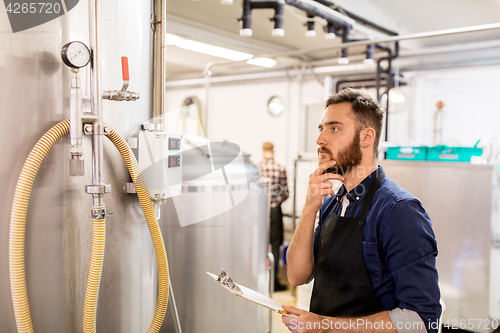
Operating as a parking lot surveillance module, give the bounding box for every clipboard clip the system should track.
[216,267,243,296]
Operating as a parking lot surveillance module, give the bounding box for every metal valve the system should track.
[103,56,140,101]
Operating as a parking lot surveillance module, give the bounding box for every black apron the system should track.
[310,168,386,317]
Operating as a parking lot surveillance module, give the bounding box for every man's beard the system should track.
[317,129,362,176]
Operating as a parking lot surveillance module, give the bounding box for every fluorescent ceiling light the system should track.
[246,57,277,68]
[171,36,253,61]
[165,33,278,67]
[312,63,375,74]
[165,33,180,45]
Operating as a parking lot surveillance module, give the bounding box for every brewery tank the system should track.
[0,0,158,331]
[160,137,271,333]
[0,1,272,332]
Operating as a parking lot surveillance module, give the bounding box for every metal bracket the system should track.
[84,124,93,135]
[142,123,155,131]
[85,184,112,194]
[216,268,243,296]
[124,182,136,194]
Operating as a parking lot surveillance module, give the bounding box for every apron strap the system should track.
[358,168,386,222]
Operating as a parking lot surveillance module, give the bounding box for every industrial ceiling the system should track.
[165,0,500,79]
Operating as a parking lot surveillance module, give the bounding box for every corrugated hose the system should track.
[9,119,169,333]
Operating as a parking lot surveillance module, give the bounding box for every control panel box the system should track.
[131,131,182,201]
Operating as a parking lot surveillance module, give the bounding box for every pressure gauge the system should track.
[61,41,91,69]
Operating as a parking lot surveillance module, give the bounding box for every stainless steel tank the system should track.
[0,2,272,333]
[160,137,271,333]
[0,0,157,331]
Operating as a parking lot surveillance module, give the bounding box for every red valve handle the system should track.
[121,56,129,81]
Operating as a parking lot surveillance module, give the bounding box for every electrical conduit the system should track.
[9,119,169,333]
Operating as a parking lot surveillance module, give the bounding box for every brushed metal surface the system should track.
[0,0,156,331]
[1,3,272,333]
[380,160,495,332]
[160,181,271,333]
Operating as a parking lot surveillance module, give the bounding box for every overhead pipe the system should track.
[240,0,285,37]
[313,0,399,36]
[376,42,400,142]
[204,22,500,72]
[285,0,352,31]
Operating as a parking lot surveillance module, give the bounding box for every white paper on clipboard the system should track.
[206,271,295,316]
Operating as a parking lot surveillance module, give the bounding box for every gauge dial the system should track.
[61,41,91,68]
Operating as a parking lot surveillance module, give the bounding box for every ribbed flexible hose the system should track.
[9,119,70,333]
[83,205,106,333]
[9,119,169,332]
[106,127,169,333]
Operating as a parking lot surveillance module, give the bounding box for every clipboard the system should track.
[207,269,295,316]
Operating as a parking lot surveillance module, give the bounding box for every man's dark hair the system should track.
[325,87,384,155]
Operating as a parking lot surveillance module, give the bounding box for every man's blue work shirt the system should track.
[313,166,442,332]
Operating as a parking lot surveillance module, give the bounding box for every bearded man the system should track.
[283,88,441,333]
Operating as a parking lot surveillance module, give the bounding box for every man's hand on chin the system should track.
[281,305,331,333]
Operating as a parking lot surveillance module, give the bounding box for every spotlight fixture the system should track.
[272,28,285,37]
[305,15,316,37]
[325,23,336,40]
[338,48,349,65]
[338,57,349,65]
[363,44,375,65]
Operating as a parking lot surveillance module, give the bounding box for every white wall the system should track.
[409,66,500,152]
[165,77,324,169]
[165,63,500,215]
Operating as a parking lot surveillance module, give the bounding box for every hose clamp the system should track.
[91,208,106,219]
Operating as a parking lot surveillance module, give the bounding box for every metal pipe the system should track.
[241,0,252,30]
[241,0,285,35]
[285,0,352,29]
[153,0,166,129]
[291,0,355,26]
[374,42,399,142]
[206,22,500,70]
[312,0,399,36]
[89,0,104,206]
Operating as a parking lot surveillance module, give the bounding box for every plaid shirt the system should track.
[259,158,289,207]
